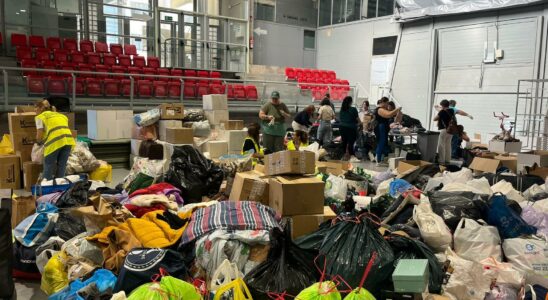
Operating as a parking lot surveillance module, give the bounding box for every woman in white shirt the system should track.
[316,98,335,146]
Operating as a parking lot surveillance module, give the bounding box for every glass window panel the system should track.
[372,36,397,55]
[255,3,275,22]
[367,0,377,18]
[346,0,361,22]
[304,30,315,49]
[160,12,178,22]
[378,0,394,17]
[158,0,193,11]
[319,0,331,26]
[332,0,345,24]
[229,21,246,45]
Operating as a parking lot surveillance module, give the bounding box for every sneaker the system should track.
[368,152,376,162]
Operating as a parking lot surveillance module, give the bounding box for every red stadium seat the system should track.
[319,70,328,80]
[340,79,350,91]
[245,85,258,100]
[63,38,78,51]
[47,77,66,95]
[147,56,160,68]
[209,83,224,94]
[196,82,209,97]
[110,44,123,56]
[138,80,152,97]
[124,44,137,56]
[27,75,45,95]
[87,53,101,65]
[102,53,116,66]
[68,77,85,96]
[21,59,38,76]
[128,66,142,80]
[11,33,27,48]
[40,61,57,77]
[121,79,135,96]
[94,65,109,78]
[295,68,304,80]
[183,82,196,98]
[85,78,102,96]
[133,56,145,67]
[226,85,234,99]
[197,70,209,78]
[70,52,85,64]
[170,68,183,79]
[157,68,170,81]
[168,81,181,98]
[80,40,94,53]
[210,71,221,78]
[311,70,320,81]
[16,47,32,61]
[95,41,108,53]
[35,48,51,61]
[285,67,296,80]
[303,69,313,80]
[143,67,156,80]
[77,63,93,77]
[153,81,168,98]
[233,84,246,100]
[327,71,336,80]
[184,70,197,83]
[29,35,45,48]
[53,49,68,63]
[46,37,61,50]
[59,62,75,77]
[111,65,126,77]
[104,79,120,96]
[118,55,131,67]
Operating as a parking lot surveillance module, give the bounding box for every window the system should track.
[367,0,394,18]
[372,36,398,55]
[346,0,361,22]
[332,0,345,24]
[319,0,331,26]
[304,30,316,49]
[255,3,275,22]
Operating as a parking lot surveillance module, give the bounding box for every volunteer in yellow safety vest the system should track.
[35,99,75,180]
[286,130,309,151]
[241,123,264,165]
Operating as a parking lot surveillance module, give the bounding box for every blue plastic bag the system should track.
[49,269,117,300]
[389,179,413,198]
[487,194,536,239]
[13,203,58,247]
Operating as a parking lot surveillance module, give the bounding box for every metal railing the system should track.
[0,66,358,112]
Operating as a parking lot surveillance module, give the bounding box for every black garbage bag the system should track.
[388,224,421,239]
[477,173,545,192]
[369,194,396,218]
[244,224,318,299]
[323,141,345,161]
[295,221,333,251]
[0,209,14,298]
[54,211,86,240]
[165,145,224,203]
[55,180,91,208]
[399,164,441,186]
[427,191,483,231]
[183,109,206,122]
[297,213,395,294]
[386,235,443,294]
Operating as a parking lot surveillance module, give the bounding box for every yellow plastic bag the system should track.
[41,251,69,295]
[90,163,113,182]
[0,134,14,155]
[213,278,252,300]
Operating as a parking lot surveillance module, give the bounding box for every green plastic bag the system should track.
[127,276,202,300]
[296,282,341,300]
[343,288,376,300]
[127,172,155,194]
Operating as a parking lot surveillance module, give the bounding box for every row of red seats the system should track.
[285,67,337,82]
[311,87,349,101]
[11,33,138,56]
[298,77,350,90]
[26,76,258,100]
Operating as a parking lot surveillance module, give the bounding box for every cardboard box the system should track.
[397,160,432,175]
[389,157,405,170]
[8,112,37,134]
[268,176,324,215]
[159,103,184,120]
[264,151,316,176]
[0,155,21,189]
[11,132,36,163]
[23,162,42,191]
[11,196,35,229]
[226,130,247,151]
[15,105,36,113]
[469,157,502,174]
[203,94,228,111]
[255,164,265,173]
[518,150,548,168]
[165,128,194,144]
[526,164,548,179]
[289,206,337,239]
[316,161,351,176]
[205,110,229,125]
[494,154,517,173]
[88,110,133,140]
[489,140,522,153]
[159,120,183,141]
[221,120,245,130]
[229,170,269,205]
[206,140,228,158]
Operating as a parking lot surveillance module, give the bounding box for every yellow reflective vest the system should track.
[287,140,308,151]
[36,111,75,157]
[241,137,264,166]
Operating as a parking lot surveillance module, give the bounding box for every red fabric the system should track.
[129,183,178,198]
[124,203,166,218]
[12,270,41,280]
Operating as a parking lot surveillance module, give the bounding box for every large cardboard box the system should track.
[268,176,324,215]
[526,164,548,179]
[116,118,133,139]
[159,103,184,120]
[23,162,42,191]
[11,132,36,163]
[221,120,245,130]
[206,140,228,158]
[11,196,35,229]
[518,150,548,168]
[205,110,229,125]
[203,94,228,110]
[8,112,37,134]
[494,154,517,173]
[289,206,337,239]
[88,110,133,140]
[15,106,36,113]
[264,151,316,176]
[165,128,194,144]
[397,160,432,175]
[469,157,503,174]
[159,120,183,141]
[229,170,269,205]
[316,161,351,176]
[0,155,21,189]
[489,140,522,153]
[226,130,247,151]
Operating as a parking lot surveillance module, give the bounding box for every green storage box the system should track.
[392,259,429,293]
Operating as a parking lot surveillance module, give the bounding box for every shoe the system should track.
[368,152,376,162]
[350,156,360,163]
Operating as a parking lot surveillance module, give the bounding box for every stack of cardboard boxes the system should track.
[229,150,336,239]
[203,95,229,158]
[87,110,133,140]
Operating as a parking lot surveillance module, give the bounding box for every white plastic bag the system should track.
[209,259,243,291]
[133,108,160,127]
[31,143,44,163]
[521,205,548,237]
[412,199,452,253]
[492,180,526,202]
[303,142,320,160]
[444,248,492,300]
[502,236,548,277]
[454,218,502,262]
[523,184,546,201]
[324,175,347,200]
[442,167,473,185]
[480,257,524,288]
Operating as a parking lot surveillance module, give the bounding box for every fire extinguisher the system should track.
[250,36,254,49]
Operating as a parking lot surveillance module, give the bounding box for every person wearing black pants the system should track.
[339,96,360,161]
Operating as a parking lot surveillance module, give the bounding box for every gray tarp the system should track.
[394,0,546,22]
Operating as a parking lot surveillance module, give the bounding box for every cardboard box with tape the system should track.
[0,155,21,189]
[316,161,351,176]
[229,170,269,205]
[469,155,517,174]
[397,160,432,175]
[206,140,228,158]
[203,94,228,111]
[488,140,522,153]
[159,120,183,141]
[221,120,245,130]
[268,176,324,216]
[158,103,184,120]
[23,162,42,191]
[288,206,337,239]
[264,150,315,176]
[11,195,35,229]
[165,128,194,144]
[518,150,548,168]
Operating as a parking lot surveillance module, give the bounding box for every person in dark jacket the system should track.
[292,105,315,132]
[374,97,401,166]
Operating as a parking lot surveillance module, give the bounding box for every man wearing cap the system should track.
[259,91,291,152]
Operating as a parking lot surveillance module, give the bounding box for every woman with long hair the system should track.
[374,97,401,166]
[287,130,309,151]
[317,97,335,146]
[339,96,360,161]
[433,99,456,165]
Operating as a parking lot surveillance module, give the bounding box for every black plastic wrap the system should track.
[427,191,484,231]
[476,174,545,192]
[55,180,91,208]
[244,225,319,299]
[165,145,224,203]
[54,211,86,241]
